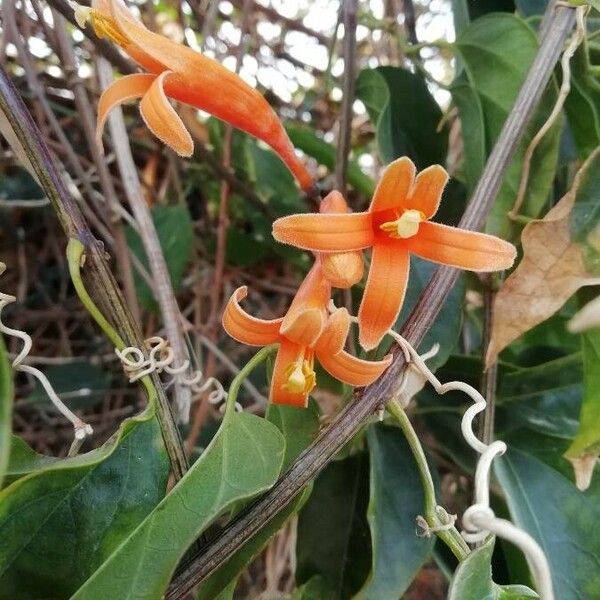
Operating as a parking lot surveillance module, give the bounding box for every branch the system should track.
[0,65,189,480]
[163,2,576,595]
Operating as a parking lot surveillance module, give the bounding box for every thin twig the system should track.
[96,58,193,422]
[335,0,357,194]
[0,64,189,480]
[403,0,419,45]
[166,4,576,595]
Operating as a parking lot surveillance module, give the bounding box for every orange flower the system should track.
[318,191,364,289]
[273,157,517,350]
[75,0,313,191]
[222,262,392,407]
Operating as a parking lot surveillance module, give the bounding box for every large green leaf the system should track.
[195,402,320,600]
[126,205,194,311]
[355,67,448,168]
[3,435,58,486]
[296,452,372,599]
[448,537,538,599]
[355,424,435,599]
[285,125,376,197]
[495,434,600,600]
[72,412,285,600]
[454,14,560,237]
[0,408,168,599]
[0,333,12,488]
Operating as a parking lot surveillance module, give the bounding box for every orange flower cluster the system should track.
[86,1,517,408]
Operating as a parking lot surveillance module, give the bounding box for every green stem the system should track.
[387,399,470,561]
[223,345,278,421]
[67,238,188,472]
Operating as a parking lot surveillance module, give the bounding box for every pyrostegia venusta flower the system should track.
[273,157,517,350]
[318,191,364,289]
[222,261,391,407]
[73,0,314,191]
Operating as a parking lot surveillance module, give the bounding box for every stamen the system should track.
[380,209,425,239]
[283,351,316,395]
[68,1,93,28]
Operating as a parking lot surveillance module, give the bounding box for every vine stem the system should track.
[166,4,576,596]
[387,399,470,561]
[0,64,189,482]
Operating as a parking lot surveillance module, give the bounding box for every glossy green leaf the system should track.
[291,575,332,599]
[448,537,538,599]
[495,435,600,600]
[195,402,320,600]
[126,205,194,311]
[355,67,448,168]
[0,408,168,599]
[4,435,58,485]
[0,333,13,488]
[454,14,560,237]
[356,424,435,599]
[285,124,376,197]
[72,412,285,600]
[296,452,371,599]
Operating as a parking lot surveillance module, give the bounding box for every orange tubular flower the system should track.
[222,262,392,407]
[75,0,313,191]
[273,157,517,351]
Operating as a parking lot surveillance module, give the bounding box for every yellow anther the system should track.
[283,359,316,395]
[380,209,425,239]
[69,1,93,28]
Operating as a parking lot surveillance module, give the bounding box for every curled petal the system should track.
[139,71,193,156]
[222,287,282,347]
[358,243,410,351]
[315,308,351,356]
[320,190,349,213]
[317,349,392,387]
[408,164,449,219]
[369,156,416,214]
[96,73,156,150]
[273,213,374,252]
[406,222,517,272]
[270,340,309,407]
[280,309,325,349]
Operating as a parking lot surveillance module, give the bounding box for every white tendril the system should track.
[385,329,553,600]
[0,263,93,455]
[116,336,238,413]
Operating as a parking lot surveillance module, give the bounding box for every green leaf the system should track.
[355,424,435,599]
[4,435,58,485]
[375,257,465,371]
[25,361,111,410]
[266,398,321,470]
[72,412,285,600]
[126,205,194,311]
[291,576,332,599]
[285,125,376,197]
[0,408,169,599]
[565,327,600,483]
[0,333,13,488]
[355,67,448,168]
[296,452,372,599]
[195,402,320,600]
[448,537,538,599]
[495,436,600,600]
[454,14,560,237]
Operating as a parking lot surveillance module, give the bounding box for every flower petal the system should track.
[315,308,351,355]
[273,213,374,252]
[358,243,410,351]
[222,286,283,347]
[280,309,325,348]
[96,73,156,150]
[317,349,392,387]
[408,164,449,219]
[369,156,416,214]
[139,71,193,157]
[270,340,309,407]
[406,221,517,271]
